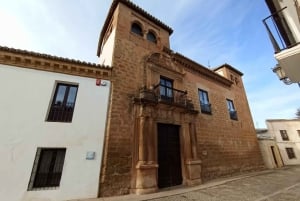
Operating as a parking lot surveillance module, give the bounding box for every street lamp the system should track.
[272,64,293,85]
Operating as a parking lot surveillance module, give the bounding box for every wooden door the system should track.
[157,123,182,188]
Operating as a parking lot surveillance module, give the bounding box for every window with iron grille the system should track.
[286,147,296,159]
[47,83,78,122]
[159,77,173,102]
[198,89,211,114]
[226,99,238,120]
[280,130,289,141]
[28,148,66,190]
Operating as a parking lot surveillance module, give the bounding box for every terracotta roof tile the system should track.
[0,46,110,69]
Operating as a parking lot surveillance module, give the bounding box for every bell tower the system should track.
[97,0,173,66]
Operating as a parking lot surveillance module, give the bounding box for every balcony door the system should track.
[157,123,182,188]
[160,77,173,102]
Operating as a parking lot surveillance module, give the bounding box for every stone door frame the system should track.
[130,102,202,194]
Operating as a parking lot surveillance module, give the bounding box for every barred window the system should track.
[286,147,296,159]
[47,83,78,122]
[280,130,289,141]
[28,148,66,190]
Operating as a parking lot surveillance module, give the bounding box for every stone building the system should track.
[97,0,264,197]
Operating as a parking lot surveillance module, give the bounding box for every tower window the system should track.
[131,22,143,36]
[147,31,157,43]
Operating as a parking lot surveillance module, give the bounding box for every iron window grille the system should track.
[198,89,211,114]
[28,148,66,190]
[280,130,289,141]
[286,147,296,159]
[47,83,78,122]
[226,99,238,120]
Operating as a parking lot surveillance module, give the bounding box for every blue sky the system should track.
[1,0,299,128]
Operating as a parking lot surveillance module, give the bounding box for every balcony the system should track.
[229,110,238,121]
[135,84,195,111]
[200,103,212,114]
[47,103,75,122]
[263,5,300,82]
[153,84,194,110]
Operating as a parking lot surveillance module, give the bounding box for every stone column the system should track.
[184,119,202,186]
[132,106,158,194]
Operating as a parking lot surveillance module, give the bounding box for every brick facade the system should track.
[98,0,264,197]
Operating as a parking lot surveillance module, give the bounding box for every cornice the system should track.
[160,48,233,87]
[0,46,112,79]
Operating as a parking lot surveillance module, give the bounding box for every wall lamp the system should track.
[272,64,293,85]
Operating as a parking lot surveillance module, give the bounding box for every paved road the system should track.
[148,166,300,201]
[75,166,300,201]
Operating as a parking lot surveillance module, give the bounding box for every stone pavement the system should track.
[72,166,300,201]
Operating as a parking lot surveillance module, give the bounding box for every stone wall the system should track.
[98,1,264,197]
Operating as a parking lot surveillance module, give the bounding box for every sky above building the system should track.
[1,0,299,128]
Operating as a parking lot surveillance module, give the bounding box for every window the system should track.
[280,130,289,141]
[28,148,66,190]
[47,83,78,122]
[297,130,300,138]
[147,31,157,43]
[131,22,143,36]
[286,147,296,159]
[226,99,238,120]
[160,77,173,102]
[198,89,211,114]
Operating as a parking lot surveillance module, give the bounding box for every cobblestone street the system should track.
[78,166,300,201]
[148,166,300,201]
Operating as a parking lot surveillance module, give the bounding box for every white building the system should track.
[0,47,112,201]
[264,0,300,83]
[265,119,300,165]
[256,129,283,169]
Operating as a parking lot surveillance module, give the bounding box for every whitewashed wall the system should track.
[266,120,300,165]
[278,0,300,42]
[0,64,110,201]
[99,28,116,66]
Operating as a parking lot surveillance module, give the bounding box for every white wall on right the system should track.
[266,119,300,165]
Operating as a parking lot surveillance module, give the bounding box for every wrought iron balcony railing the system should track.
[153,84,194,109]
[200,103,212,114]
[263,6,297,53]
[47,103,75,122]
[229,110,238,121]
